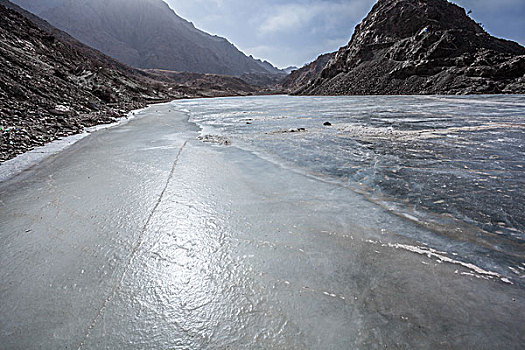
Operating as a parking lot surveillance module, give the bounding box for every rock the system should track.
[266,128,307,135]
[198,135,232,146]
[87,101,100,111]
[280,53,335,91]
[286,0,525,95]
[92,87,115,103]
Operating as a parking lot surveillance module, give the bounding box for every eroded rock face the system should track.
[290,0,525,95]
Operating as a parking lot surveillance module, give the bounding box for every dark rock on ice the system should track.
[198,135,232,146]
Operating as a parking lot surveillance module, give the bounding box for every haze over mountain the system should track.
[11,0,284,76]
[285,0,525,95]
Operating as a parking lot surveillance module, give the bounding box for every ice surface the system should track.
[0,97,523,349]
[174,95,525,251]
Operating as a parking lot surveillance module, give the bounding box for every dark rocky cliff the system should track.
[281,53,335,91]
[11,0,284,76]
[289,0,525,95]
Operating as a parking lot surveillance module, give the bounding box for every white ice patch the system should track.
[428,96,525,107]
[388,242,505,279]
[365,240,513,284]
[402,213,420,222]
[55,104,70,112]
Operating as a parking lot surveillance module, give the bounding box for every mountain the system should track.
[0,0,256,161]
[11,0,283,76]
[144,69,257,96]
[283,66,299,74]
[288,0,525,95]
[281,53,335,91]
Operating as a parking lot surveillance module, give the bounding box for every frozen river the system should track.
[0,96,524,349]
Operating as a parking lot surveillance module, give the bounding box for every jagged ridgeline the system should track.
[284,0,525,95]
[10,0,284,76]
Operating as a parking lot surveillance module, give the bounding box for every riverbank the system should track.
[0,104,155,183]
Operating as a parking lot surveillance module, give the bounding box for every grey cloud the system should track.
[165,0,524,68]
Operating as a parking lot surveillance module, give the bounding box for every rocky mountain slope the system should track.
[11,0,284,76]
[281,53,335,91]
[288,0,525,95]
[145,70,258,96]
[0,0,255,162]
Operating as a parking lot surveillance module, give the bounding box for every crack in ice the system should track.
[77,140,189,349]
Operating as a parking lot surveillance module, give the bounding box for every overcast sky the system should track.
[164,0,525,68]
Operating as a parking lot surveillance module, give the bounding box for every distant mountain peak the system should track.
[11,0,283,76]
